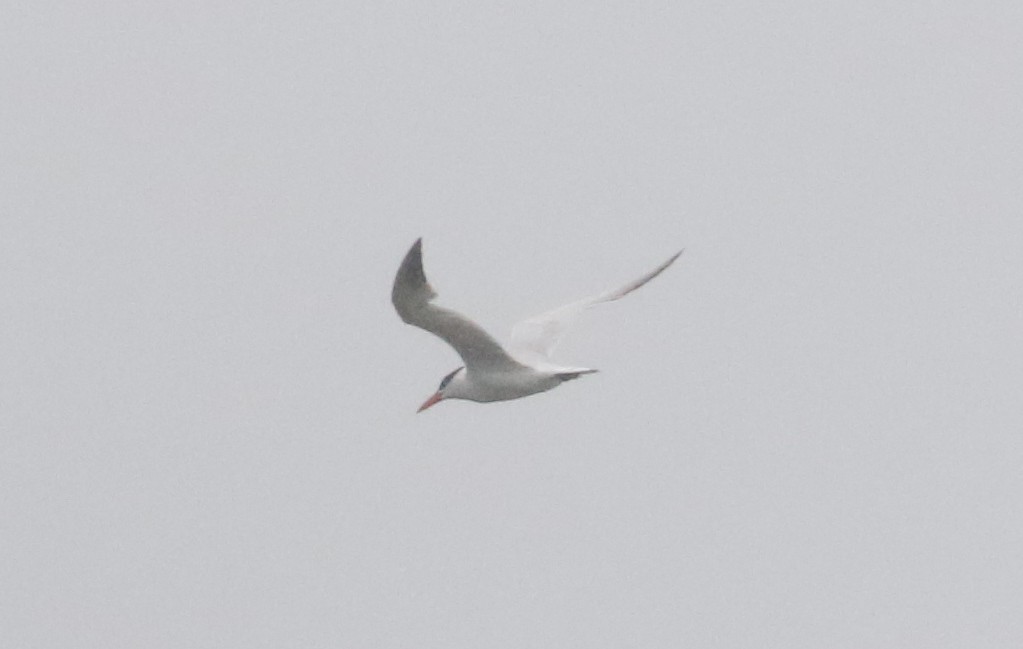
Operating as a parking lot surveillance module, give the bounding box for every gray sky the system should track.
[3,2,1022,647]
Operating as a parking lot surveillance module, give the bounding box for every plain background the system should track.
[3,2,1021,647]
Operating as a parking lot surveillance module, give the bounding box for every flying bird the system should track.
[391,238,682,412]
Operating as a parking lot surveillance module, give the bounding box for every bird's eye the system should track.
[438,366,463,390]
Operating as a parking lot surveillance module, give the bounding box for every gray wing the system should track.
[391,239,524,372]
[509,249,683,362]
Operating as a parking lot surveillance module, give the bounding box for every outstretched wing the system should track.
[392,238,524,373]
[508,249,683,362]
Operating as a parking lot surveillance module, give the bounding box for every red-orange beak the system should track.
[417,392,443,413]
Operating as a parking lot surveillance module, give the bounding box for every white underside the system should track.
[461,366,580,402]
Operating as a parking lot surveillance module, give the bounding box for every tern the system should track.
[392,238,682,412]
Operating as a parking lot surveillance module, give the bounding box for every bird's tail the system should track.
[554,369,599,382]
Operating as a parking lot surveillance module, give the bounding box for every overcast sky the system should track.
[3,2,1022,647]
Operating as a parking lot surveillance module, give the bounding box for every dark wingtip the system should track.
[392,237,435,315]
[410,238,425,268]
[401,238,425,274]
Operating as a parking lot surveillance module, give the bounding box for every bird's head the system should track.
[417,366,467,412]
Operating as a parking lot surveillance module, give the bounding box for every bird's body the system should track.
[455,365,562,401]
[391,238,681,411]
